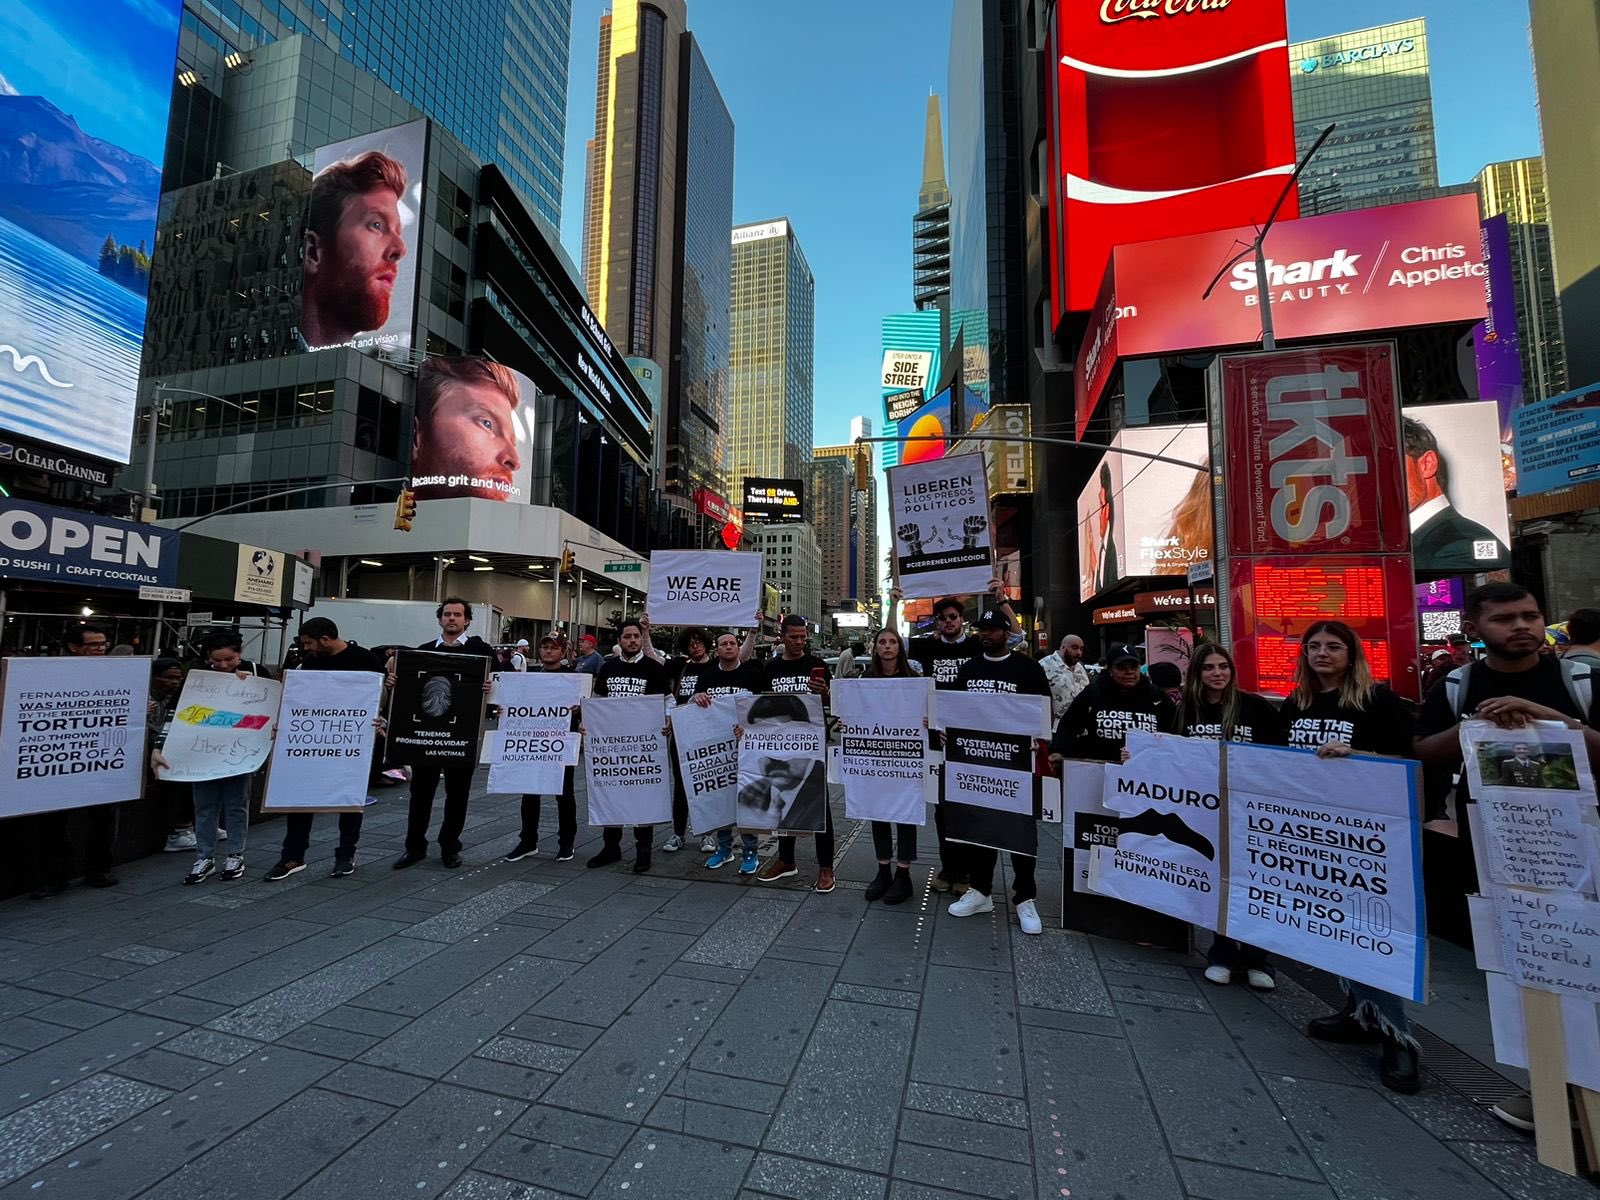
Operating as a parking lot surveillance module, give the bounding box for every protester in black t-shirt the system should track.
[265,618,386,882]
[663,626,714,853]
[1051,643,1177,765]
[1279,621,1419,1095]
[1174,643,1283,991]
[753,615,836,892]
[504,634,583,865]
[694,632,767,874]
[586,619,670,874]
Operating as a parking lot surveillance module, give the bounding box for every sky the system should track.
[557,0,1542,456]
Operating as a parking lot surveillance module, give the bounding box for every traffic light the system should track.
[854,444,870,492]
[559,548,574,576]
[393,488,416,532]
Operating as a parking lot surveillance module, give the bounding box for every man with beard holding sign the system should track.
[753,615,836,891]
[586,619,669,874]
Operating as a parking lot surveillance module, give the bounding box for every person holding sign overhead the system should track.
[585,618,669,874]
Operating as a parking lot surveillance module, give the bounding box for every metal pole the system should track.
[1255,239,1276,353]
[0,586,8,652]
[339,556,350,598]
[141,387,162,518]
[576,571,585,638]
[154,601,165,656]
[551,553,562,639]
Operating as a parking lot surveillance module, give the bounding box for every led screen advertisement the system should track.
[742,478,804,524]
[898,385,989,467]
[409,358,536,502]
[0,1,181,466]
[1399,400,1510,574]
[301,119,428,355]
[1513,383,1600,498]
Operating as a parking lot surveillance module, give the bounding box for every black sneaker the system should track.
[29,881,68,900]
[632,853,652,875]
[504,841,537,862]
[329,858,356,878]
[865,864,893,902]
[265,860,306,882]
[586,847,622,869]
[184,857,215,885]
[555,846,575,862]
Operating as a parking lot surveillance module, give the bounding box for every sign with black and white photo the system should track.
[161,668,282,783]
[486,671,590,795]
[384,649,487,766]
[834,678,931,825]
[670,696,740,834]
[584,694,672,826]
[736,692,827,832]
[1462,719,1595,893]
[0,656,149,816]
[888,452,993,599]
[646,549,763,626]
[741,478,805,524]
[263,670,383,811]
[938,690,1048,856]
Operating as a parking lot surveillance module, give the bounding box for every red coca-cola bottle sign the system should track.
[1100,0,1234,25]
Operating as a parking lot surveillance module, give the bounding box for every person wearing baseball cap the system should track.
[573,633,603,676]
[510,638,530,672]
[505,634,580,863]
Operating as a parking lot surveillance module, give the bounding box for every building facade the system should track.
[808,454,854,617]
[1476,157,1568,404]
[727,220,816,484]
[757,522,821,627]
[1289,19,1439,215]
[914,93,951,311]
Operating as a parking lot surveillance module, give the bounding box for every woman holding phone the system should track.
[861,627,924,905]
[1276,621,1419,1093]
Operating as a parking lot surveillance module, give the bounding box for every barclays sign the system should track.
[1299,37,1416,73]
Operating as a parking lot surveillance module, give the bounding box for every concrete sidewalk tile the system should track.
[320,1061,433,1107]
[135,994,234,1025]
[77,919,325,1010]
[910,965,1023,1099]
[108,1047,220,1090]
[1012,927,1115,1016]
[15,968,105,998]
[1020,1024,1186,1200]
[0,1014,74,1051]
[347,926,551,1017]
[57,957,145,983]
[499,1014,603,1051]
[524,889,675,964]
[1387,1088,1531,1143]
[439,1170,567,1199]
[651,881,743,928]
[1101,968,1202,997]
[1175,1158,1337,1200]
[1111,986,1210,1012]
[495,912,568,932]
[538,974,735,1121]
[1016,1007,1123,1038]
[443,1058,559,1103]
[1265,1076,1512,1200]
[763,945,844,968]
[1449,1139,1600,1200]
[406,882,557,943]
[0,985,55,1020]
[837,910,932,993]
[0,1073,167,1186]
[897,1109,1030,1162]
[1118,1004,1320,1180]
[644,1093,768,1146]
[892,1144,1032,1200]
[886,1184,971,1200]
[292,1082,525,1200]
[688,960,835,1084]
[276,1024,384,1059]
[683,892,804,970]
[471,1131,611,1194]
[509,1104,636,1155]
[746,1151,887,1200]
[928,904,1011,975]
[902,1083,1028,1129]
[175,915,413,1006]
[666,1067,784,1113]
[537,868,641,913]
[765,1000,915,1172]
[134,1086,390,1200]
[98,946,175,968]
[772,891,868,954]
[665,960,749,986]
[477,1036,583,1073]
[1199,982,1368,1087]
[830,983,919,1009]
[164,1028,261,1064]
[1094,952,1195,981]
[589,1127,754,1199]
[311,1003,413,1037]
[528,930,695,1027]
[0,1013,183,1118]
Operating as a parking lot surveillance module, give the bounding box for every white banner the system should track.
[486,672,590,795]
[583,695,672,826]
[888,452,993,599]
[834,678,931,825]
[646,550,763,626]
[0,656,150,817]
[263,670,383,811]
[937,690,1048,855]
[161,669,282,783]
[736,692,827,832]
[671,696,741,833]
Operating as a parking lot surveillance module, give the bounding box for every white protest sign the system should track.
[736,692,827,832]
[0,656,149,817]
[583,695,672,826]
[671,696,740,834]
[1497,887,1600,1001]
[888,452,993,599]
[263,670,382,811]
[161,668,282,783]
[487,672,590,795]
[937,690,1048,855]
[834,678,931,826]
[646,550,763,626]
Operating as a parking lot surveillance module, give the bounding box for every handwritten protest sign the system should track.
[263,670,382,811]
[0,656,149,816]
[487,672,589,794]
[161,668,281,783]
[1497,888,1600,1001]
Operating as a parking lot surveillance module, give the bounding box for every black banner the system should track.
[384,649,487,766]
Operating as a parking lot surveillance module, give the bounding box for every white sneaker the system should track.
[948,890,994,917]
[1246,969,1276,991]
[165,829,197,852]
[662,834,683,853]
[699,834,718,853]
[1016,899,1042,935]
[1204,965,1232,986]
[219,855,246,881]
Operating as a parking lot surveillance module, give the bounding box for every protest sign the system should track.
[938,691,1049,856]
[584,695,672,826]
[487,672,589,795]
[1496,888,1600,1001]
[646,550,763,626]
[671,696,740,834]
[161,668,282,783]
[888,452,993,599]
[263,670,383,811]
[1462,719,1596,894]
[0,656,149,816]
[833,678,931,825]
[736,692,827,832]
[385,649,487,766]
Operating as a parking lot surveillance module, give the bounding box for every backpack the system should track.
[1444,659,1593,719]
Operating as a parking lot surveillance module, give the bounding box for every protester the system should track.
[834,640,866,680]
[1420,647,1453,693]
[266,618,385,881]
[1051,644,1177,765]
[1147,660,1184,706]
[389,597,499,871]
[573,634,604,675]
[1563,607,1600,670]
[754,615,836,891]
[586,618,670,873]
[505,634,581,863]
[1040,634,1090,722]
[694,631,767,874]
[148,657,196,854]
[1277,620,1419,1094]
[1414,582,1599,1128]
[510,639,530,671]
[1447,633,1475,667]
[663,626,714,853]
[1172,642,1282,991]
[861,626,923,905]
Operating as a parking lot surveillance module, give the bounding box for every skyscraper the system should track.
[814,417,881,615]
[1288,20,1439,215]
[1476,158,1568,404]
[728,220,816,484]
[914,93,951,311]
[582,0,735,499]
[168,0,571,223]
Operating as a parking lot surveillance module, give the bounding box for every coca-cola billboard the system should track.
[1047,0,1297,319]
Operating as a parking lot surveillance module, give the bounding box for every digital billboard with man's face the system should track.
[0,1,180,466]
[301,120,427,354]
[410,357,536,502]
[1400,400,1511,575]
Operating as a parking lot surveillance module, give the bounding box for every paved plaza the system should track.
[0,781,1590,1200]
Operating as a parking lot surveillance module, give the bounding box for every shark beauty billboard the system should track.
[0,1,181,465]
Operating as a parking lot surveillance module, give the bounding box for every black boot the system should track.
[1307,994,1380,1044]
[586,846,622,869]
[865,863,893,902]
[633,851,652,875]
[1381,1037,1421,1093]
[882,866,913,905]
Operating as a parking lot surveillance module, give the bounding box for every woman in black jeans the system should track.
[862,627,923,905]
